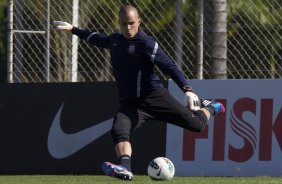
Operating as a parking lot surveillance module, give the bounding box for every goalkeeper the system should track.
[54,4,225,181]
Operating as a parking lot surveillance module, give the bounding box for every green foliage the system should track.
[0,0,7,82]
[1,0,281,81]
[227,0,282,79]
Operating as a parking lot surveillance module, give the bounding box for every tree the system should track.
[204,0,227,79]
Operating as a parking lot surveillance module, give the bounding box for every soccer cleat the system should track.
[209,101,225,115]
[201,99,213,107]
[102,162,133,181]
[201,99,225,115]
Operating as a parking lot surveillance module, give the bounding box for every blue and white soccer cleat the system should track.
[102,162,133,180]
[201,99,225,115]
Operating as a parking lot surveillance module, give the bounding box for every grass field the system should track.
[0,175,282,184]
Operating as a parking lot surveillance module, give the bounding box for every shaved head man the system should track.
[54,4,225,181]
[119,5,141,39]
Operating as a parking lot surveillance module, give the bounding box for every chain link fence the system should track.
[7,0,282,83]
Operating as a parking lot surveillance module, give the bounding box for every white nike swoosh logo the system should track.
[47,103,113,159]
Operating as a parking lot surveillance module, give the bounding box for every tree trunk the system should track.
[204,0,227,79]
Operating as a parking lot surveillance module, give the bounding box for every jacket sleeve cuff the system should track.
[71,26,79,34]
[183,85,193,92]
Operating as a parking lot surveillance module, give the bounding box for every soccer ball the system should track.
[147,157,175,180]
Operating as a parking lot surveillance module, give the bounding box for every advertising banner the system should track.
[0,82,166,174]
[167,80,282,176]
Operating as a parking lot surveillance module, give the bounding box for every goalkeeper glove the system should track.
[53,21,73,31]
[183,85,201,111]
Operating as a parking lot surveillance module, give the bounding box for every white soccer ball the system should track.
[147,157,175,181]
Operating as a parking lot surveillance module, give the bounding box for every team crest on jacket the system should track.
[127,44,136,55]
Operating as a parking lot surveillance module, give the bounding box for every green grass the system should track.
[0,175,282,184]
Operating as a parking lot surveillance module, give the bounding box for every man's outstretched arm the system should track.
[53,21,110,48]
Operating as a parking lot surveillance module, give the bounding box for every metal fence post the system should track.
[7,0,14,83]
[196,0,204,80]
[45,0,50,82]
[175,0,183,70]
[72,0,79,82]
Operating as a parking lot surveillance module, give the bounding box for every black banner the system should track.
[0,82,166,174]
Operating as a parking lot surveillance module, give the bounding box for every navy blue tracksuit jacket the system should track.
[72,28,189,101]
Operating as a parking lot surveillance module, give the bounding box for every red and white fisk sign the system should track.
[167,80,282,176]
